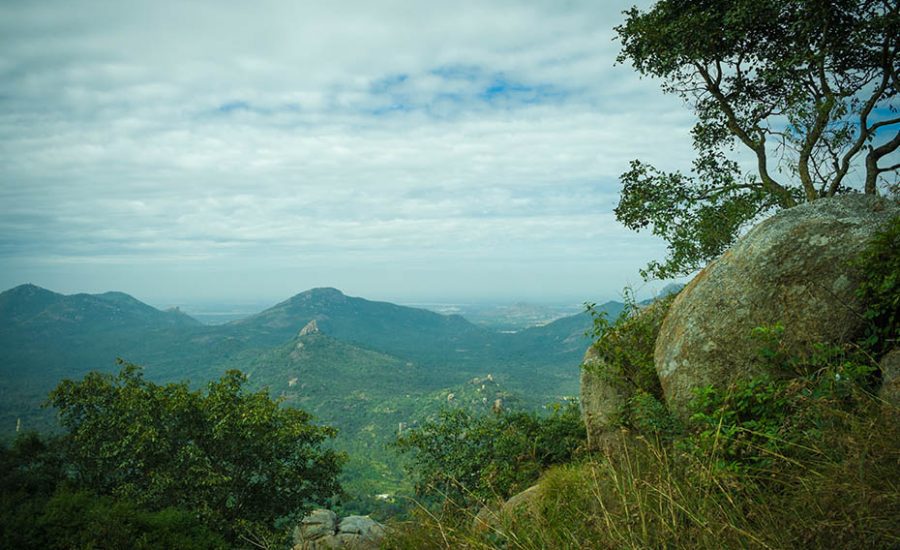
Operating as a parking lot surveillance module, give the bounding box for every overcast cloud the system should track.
[0,0,696,306]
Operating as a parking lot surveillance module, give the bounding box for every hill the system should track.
[0,283,625,506]
[226,287,496,367]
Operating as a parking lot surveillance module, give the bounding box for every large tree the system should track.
[615,0,899,278]
[47,362,344,545]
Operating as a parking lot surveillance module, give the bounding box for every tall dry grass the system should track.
[383,397,900,549]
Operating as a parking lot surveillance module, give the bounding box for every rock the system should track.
[294,509,337,543]
[299,319,320,337]
[580,298,672,450]
[292,510,384,550]
[580,346,630,451]
[655,194,899,417]
[338,515,384,539]
[878,349,900,407]
[470,485,543,535]
[500,484,541,517]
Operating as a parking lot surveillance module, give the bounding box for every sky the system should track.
[0,0,698,307]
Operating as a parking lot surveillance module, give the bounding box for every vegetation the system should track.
[585,291,677,435]
[854,215,900,355]
[384,338,899,550]
[1,285,619,514]
[0,363,344,547]
[613,0,899,278]
[394,402,585,509]
[0,433,226,549]
[383,221,900,548]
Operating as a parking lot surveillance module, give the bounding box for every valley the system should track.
[0,283,624,509]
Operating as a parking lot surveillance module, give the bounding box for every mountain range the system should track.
[0,283,626,504]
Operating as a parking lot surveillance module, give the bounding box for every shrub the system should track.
[854,214,900,357]
[585,291,679,438]
[394,401,585,509]
[46,362,344,545]
[39,489,226,549]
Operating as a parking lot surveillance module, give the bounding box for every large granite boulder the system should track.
[655,194,899,417]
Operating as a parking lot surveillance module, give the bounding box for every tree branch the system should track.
[865,129,900,193]
[694,63,796,207]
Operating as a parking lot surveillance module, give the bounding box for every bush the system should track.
[39,489,226,549]
[854,214,900,357]
[394,402,585,509]
[46,362,344,545]
[585,291,679,438]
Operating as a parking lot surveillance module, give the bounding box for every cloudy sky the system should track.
[0,0,697,307]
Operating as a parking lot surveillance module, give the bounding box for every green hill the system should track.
[0,283,625,504]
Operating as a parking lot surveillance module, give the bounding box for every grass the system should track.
[382,394,900,549]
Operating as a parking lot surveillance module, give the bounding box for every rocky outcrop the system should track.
[299,319,320,337]
[878,349,900,407]
[292,510,384,550]
[580,346,630,451]
[655,194,899,417]
[581,298,673,450]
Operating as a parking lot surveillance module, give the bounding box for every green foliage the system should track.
[585,291,679,436]
[46,361,344,544]
[684,325,879,475]
[0,432,66,548]
[39,490,226,550]
[586,291,674,400]
[394,402,585,508]
[614,0,899,278]
[384,342,900,549]
[854,214,900,356]
[0,433,225,549]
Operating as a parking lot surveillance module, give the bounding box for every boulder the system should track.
[338,515,384,541]
[878,349,900,407]
[580,346,629,450]
[294,509,337,544]
[500,484,542,517]
[655,194,899,417]
[292,510,384,550]
[471,485,544,535]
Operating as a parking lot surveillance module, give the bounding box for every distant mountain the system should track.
[0,283,626,503]
[0,284,207,435]
[241,326,418,496]
[227,287,495,366]
[0,284,200,330]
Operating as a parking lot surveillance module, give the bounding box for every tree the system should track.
[47,361,344,544]
[394,403,585,508]
[614,0,899,278]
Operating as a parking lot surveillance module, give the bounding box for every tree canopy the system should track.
[46,361,344,544]
[615,0,899,278]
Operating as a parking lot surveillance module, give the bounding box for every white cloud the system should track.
[0,0,691,304]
